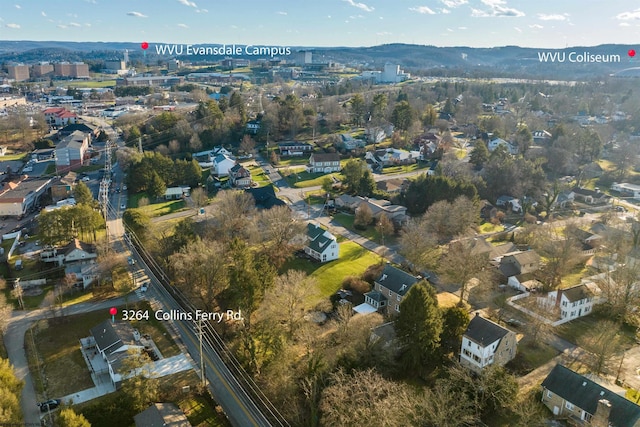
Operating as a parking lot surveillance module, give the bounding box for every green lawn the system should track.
[0,152,29,161]
[129,192,187,218]
[44,163,57,175]
[282,170,343,188]
[282,241,381,302]
[380,162,427,175]
[275,157,310,167]
[478,222,504,234]
[60,80,117,88]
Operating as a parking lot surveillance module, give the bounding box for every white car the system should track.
[120,203,126,210]
[81,176,90,182]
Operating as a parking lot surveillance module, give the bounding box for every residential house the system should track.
[43,107,78,127]
[334,194,361,211]
[539,282,601,324]
[365,148,414,169]
[134,403,192,427]
[532,130,552,144]
[163,186,190,200]
[487,137,518,155]
[499,250,542,291]
[245,185,285,209]
[40,238,97,266]
[376,178,407,195]
[80,263,100,289]
[496,195,522,213]
[356,197,408,226]
[460,314,517,373]
[278,141,313,156]
[356,264,419,316]
[611,182,640,200]
[554,190,576,209]
[193,147,232,168]
[0,177,52,217]
[89,320,145,388]
[246,119,260,135]
[572,187,610,205]
[212,154,236,177]
[55,130,89,173]
[304,223,339,263]
[308,153,341,173]
[339,133,366,151]
[228,164,252,188]
[541,364,640,426]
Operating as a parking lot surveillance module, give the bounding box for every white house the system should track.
[539,282,602,325]
[487,137,518,155]
[40,238,97,266]
[212,154,236,177]
[307,153,341,173]
[365,148,414,169]
[460,314,517,373]
[611,182,640,200]
[304,223,339,262]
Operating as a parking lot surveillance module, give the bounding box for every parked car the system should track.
[140,281,149,292]
[506,318,525,327]
[38,399,61,412]
[127,256,135,265]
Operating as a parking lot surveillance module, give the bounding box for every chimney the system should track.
[591,399,612,427]
[555,289,563,308]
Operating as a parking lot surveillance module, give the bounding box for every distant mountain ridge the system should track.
[1,40,638,80]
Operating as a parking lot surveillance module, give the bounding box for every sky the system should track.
[1,0,640,49]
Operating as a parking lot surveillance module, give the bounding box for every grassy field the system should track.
[60,80,117,88]
[247,165,271,187]
[129,192,187,217]
[283,170,343,188]
[282,241,381,302]
[0,152,29,161]
[380,162,427,175]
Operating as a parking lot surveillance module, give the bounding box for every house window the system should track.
[562,301,567,307]
[395,304,399,312]
[463,349,472,357]
[467,341,471,347]
[388,290,392,296]
[565,402,574,411]
[397,295,401,302]
[546,390,553,399]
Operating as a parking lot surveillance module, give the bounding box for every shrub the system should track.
[342,276,371,294]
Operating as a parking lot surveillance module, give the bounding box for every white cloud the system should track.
[177,23,189,28]
[537,13,568,21]
[447,28,454,32]
[619,22,631,27]
[440,8,451,14]
[57,24,67,29]
[6,23,20,29]
[343,0,374,13]
[84,0,97,3]
[15,4,21,9]
[177,0,197,7]
[616,8,640,20]
[277,11,287,15]
[514,26,522,33]
[529,24,543,29]
[471,0,524,18]
[69,22,82,27]
[41,11,46,17]
[196,8,208,13]
[441,0,467,7]
[85,23,91,27]
[458,26,467,30]
[127,11,148,18]
[376,31,391,36]
[409,6,436,15]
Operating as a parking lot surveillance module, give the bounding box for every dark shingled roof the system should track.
[90,320,122,355]
[376,264,418,297]
[561,284,594,303]
[464,315,511,346]
[245,185,285,209]
[310,152,340,163]
[542,364,640,427]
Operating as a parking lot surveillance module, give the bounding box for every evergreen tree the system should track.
[73,182,95,207]
[147,171,167,201]
[394,280,443,374]
[469,140,489,169]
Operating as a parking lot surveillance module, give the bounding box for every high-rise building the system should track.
[31,62,54,77]
[7,65,30,82]
[54,62,72,77]
[71,63,90,78]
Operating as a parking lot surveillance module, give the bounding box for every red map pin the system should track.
[628,49,636,58]
[141,41,149,50]
[109,307,117,316]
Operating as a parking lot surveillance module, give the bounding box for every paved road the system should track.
[128,242,277,427]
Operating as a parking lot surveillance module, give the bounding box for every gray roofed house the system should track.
[89,320,144,388]
[541,364,640,426]
[363,264,420,316]
[460,314,517,373]
[304,223,339,263]
[308,152,341,173]
[134,403,192,427]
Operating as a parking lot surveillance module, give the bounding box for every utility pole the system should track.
[198,318,206,389]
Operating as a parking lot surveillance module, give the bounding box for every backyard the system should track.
[281,241,382,304]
